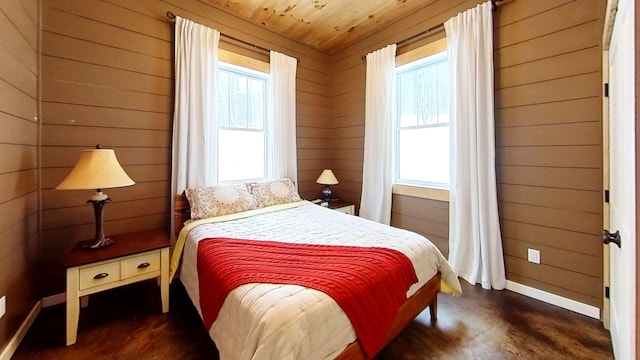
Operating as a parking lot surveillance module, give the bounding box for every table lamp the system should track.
[316,169,339,202]
[56,145,135,249]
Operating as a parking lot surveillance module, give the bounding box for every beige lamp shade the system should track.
[56,147,134,249]
[316,169,339,185]
[56,149,135,191]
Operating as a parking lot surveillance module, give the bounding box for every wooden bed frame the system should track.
[174,193,440,360]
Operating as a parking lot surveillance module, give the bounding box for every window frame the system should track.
[216,60,271,184]
[392,37,450,201]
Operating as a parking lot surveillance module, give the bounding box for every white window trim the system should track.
[392,37,450,202]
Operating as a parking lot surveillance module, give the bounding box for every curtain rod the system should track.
[360,0,512,62]
[166,11,271,58]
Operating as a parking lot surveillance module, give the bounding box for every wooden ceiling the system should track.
[200,0,438,53]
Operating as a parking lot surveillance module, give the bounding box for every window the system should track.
[216,62,269,183]
[394,48,449,189]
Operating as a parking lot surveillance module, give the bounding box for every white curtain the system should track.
[269,51,298,185]
[445,1,506,290]
[171,16,220,237]
[360,44,397,225]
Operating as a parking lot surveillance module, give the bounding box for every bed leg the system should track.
[429,296,438,321]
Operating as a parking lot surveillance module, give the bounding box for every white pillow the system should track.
[185,184,258,220]
[249,178,301,208]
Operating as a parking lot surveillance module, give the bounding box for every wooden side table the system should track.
[65,228,170,346]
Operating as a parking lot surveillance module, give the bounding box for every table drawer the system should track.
[122,251,160,279]
[79,261,121,290]
[334,205,355,215]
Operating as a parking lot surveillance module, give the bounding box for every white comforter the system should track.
[173,201,461,360]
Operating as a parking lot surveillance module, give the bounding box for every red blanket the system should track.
[197,238,418,358]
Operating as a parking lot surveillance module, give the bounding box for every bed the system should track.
[170,179,461,360]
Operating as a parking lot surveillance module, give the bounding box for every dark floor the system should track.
[12,280,612,360]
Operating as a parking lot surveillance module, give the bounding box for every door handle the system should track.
[603,229,622,248]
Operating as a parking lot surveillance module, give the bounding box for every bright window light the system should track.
[394,50,450,189]
[217,62,269,183]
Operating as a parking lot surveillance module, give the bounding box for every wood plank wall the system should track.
[39,0,331,295]
[0,0,39,352]
[330,0,605,308]
[495,0,605,308]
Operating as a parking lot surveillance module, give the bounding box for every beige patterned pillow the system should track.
[249,178,301,208]
[185,184,258,220]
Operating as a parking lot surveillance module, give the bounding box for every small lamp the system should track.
[56,145,135,249]
[316,169,339,202]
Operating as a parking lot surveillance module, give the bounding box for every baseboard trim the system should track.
[506,280,600,319]
[41,292,66,308]
[0,301,41,360]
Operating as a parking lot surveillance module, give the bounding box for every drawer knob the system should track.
[93,272,109,280]
[137,262,151,269]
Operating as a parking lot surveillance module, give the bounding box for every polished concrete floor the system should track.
[13,280,612,359]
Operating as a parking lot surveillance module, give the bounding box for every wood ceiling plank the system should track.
[199,0,438,52]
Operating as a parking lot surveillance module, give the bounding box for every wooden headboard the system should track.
[175,192,191,236]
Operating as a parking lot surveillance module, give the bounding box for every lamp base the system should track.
[321,185,333,202]
[82,236,114,249]
[83,197,114,250]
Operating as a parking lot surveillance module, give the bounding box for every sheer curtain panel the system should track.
[269,51,298,185]
[360,44,397,225]
[445,2,506,290]
[171,16,220,237]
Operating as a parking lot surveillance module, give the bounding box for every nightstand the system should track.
[65,229,170,346]
[326,200,355,215]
